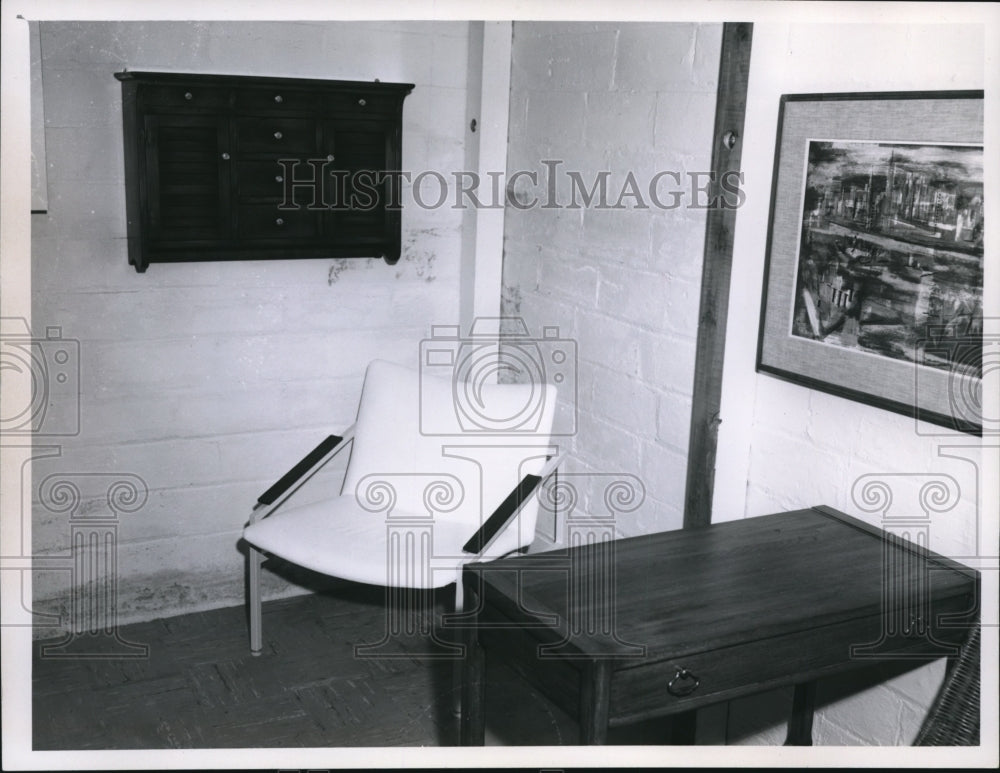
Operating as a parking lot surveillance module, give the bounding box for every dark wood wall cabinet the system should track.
[115,71,413,272]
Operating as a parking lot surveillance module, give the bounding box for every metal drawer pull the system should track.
[667,668,700,697]
[275,218,284,226]
[273,131,283,140]
[184,91,193,100]
[358,98,367,106]
[274,94,283,103]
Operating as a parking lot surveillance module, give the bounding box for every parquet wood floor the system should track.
[34,576,670,749]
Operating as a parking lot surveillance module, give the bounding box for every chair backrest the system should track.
[342,359,558,558]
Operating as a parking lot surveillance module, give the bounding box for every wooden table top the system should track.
[465,506,978,661]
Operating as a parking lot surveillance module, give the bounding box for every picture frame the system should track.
[756,91,985,435]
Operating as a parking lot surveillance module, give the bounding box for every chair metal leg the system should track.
[454,576,465,615]
[249,546,264,655]
[451,579,465,717]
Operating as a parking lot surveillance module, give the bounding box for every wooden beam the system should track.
[683,22,753,529]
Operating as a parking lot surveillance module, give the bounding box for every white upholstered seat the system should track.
[242,358,560,655]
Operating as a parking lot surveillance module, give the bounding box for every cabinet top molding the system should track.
[114,70,415,95]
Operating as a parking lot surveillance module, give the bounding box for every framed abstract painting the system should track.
[757,91,985,435]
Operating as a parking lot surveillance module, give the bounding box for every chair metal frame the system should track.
[245,424,562,656]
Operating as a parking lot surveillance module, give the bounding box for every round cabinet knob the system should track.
[275,218,284,226]
[327,154,335,162]
[275,175,284,183]
[358,98,367,107]
[184,91,193,101]
[273,131,283,140]
[221,152,230,160]
[274,94,283,103]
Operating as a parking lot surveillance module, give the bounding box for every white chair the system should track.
[242,359,561,658]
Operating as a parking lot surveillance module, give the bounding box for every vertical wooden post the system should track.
[683,22,754,529]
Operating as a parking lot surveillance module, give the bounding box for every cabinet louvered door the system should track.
[143,114,231,248]
[322,119,399,259]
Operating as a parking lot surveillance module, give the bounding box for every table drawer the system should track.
[609,607,972,725]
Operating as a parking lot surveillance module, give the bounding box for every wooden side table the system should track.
[458,506,978,745]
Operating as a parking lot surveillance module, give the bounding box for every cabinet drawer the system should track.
[237,204,317,240]
[236,160,291,200]
[235,117,318,154]
[236,159,331,206]
[322,91,400,115]
[140,84,231,110]
[235,87,316,114]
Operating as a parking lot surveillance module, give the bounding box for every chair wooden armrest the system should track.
[462,453,563,556]
[251,425,355,521]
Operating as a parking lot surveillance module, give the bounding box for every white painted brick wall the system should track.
[30,20,469,634]
[503,21,721,541]
[716,21,989,748]
[505,19,990,749]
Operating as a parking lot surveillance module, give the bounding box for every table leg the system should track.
[459,631,485,744]
[667,710,698,744]
[459,587,485,746]
[579,660,612,745]
[784,681,817,746]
